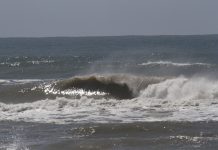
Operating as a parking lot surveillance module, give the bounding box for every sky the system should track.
[0,0,218,37]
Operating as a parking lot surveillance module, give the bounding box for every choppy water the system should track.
[1,35,218,149]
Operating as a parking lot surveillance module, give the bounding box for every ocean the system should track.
[1,35,218,149]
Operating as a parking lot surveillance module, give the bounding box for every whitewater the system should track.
[1,75,218,124]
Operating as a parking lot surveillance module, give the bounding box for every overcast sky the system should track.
[0,0,218,37]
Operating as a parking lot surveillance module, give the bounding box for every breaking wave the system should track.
[1,75,218,124]
[140,76,218,106]
[0,75,165,103]
[52,74,165,99]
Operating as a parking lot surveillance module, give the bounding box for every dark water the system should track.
[1,35,218,149]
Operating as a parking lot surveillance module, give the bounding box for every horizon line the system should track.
[0,34,218,39]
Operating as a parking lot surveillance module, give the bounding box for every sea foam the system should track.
[1,76,218,124]
[138,61,212,67]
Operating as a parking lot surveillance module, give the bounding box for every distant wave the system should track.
[0,59,55,67]
[138,61,212,67]
[0,62,20,67]
[0,79,43,85]
[27,60,55,65]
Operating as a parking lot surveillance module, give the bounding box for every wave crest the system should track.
[138,61,212,67]
[53,74,165,99]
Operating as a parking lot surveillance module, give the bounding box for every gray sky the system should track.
[0,0,218,37]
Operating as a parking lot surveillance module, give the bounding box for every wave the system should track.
[0,59,55,67]
[55,76,134,99]
[51,74,165,99]
[27,60,55,65]
[138,61,212,67]
[0,75,165,103]
[140,76,218,106]
[0,79,43,84]
[0,62,20,67]
[1,75,218,124]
